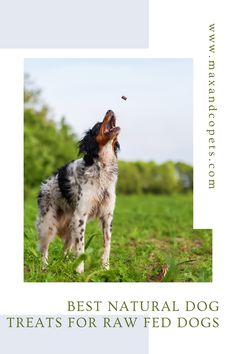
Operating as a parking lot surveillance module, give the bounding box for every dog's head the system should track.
[79,110,120,166]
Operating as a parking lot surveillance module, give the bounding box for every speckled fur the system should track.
[36,111,119,273]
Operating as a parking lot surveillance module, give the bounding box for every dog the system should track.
[36,110,120,273]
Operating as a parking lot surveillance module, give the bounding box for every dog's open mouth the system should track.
[104,111,120,136]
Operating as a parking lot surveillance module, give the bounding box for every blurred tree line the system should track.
[24,76,193,196]
[118,160,192,195]
[24,75,78,196]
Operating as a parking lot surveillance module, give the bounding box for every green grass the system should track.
[24,191,212,282]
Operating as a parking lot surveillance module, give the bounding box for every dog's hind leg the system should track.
[63,231,73,256]
[36,211,57,269]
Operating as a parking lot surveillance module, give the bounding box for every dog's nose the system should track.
[106,110,114,115]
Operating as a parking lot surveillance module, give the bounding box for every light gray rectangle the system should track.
[0,0,148,48]
[0,315,148,353]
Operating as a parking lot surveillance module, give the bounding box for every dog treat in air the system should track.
[121,96,127,100]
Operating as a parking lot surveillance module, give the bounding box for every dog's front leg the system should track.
[100,213,113,270]
[70,212,87,273]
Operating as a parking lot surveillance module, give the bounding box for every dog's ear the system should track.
[78,129,99,165]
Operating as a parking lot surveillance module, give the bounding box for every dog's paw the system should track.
[76,262,84,273]
[64,250,72,259]
[41,258,48,271]
[102,262,110,271]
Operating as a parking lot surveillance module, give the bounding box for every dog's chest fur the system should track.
[77,159,117,219]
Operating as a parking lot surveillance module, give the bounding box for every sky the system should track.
[24,59,193,164]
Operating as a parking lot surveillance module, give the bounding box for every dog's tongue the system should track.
[104,122,111,134]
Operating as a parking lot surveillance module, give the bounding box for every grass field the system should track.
[24,191,212,282]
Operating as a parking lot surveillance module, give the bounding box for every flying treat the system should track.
[121,96,127,100]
